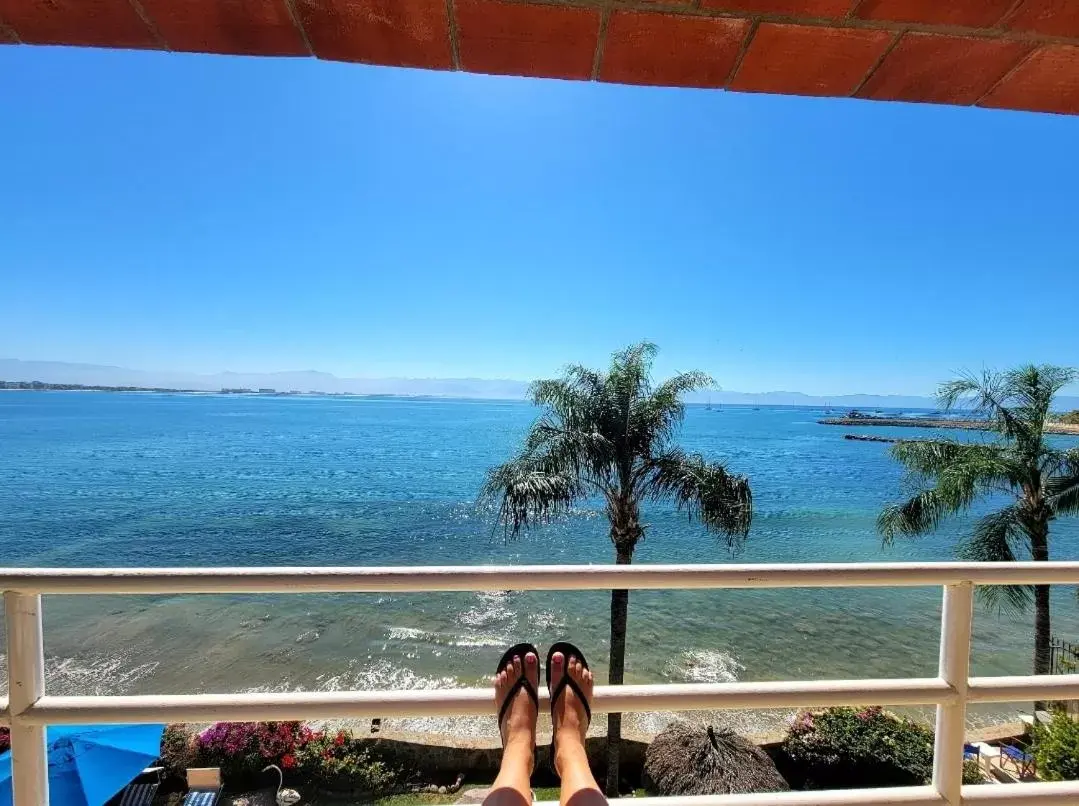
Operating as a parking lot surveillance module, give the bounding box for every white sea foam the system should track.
[386,626,435,641]
[458,590,515,628]
[667,649,745,684]
[450,634,508,648]
[0,652,159,697]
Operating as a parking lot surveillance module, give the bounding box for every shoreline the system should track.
[821,416,1079,435]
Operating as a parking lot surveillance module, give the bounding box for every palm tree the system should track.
[481,342,753,795]
[878,365,1079,680]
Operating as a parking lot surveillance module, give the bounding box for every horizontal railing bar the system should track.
[536,787,944,806]
[535,783,1079,806]
[968,674,1079,703]
[23,678,953,724]
[2,562,1079,594]
[961,780,1079,804]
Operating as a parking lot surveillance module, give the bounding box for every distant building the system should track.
[220,388,253,394]
[258,388,276,394]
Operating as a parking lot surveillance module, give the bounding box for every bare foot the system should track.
[549,651,593,769]
[494,650,539,753]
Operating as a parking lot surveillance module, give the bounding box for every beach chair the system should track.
[183,767,224,806]
[999,743,1036,778]
[116,766,162,806]
[963,743,980,762]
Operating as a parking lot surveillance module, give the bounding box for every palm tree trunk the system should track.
[1031,521,1051,679]
[605,544,633,797]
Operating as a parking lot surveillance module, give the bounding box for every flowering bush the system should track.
[784,707,934,789]
[193,721,304,784]
[166,722,400,795]
[0,727,10,755]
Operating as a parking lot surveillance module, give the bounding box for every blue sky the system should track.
[2,45,1077,396]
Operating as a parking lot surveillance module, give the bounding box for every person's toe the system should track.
[552,651,565,682]
[525,651,539,687]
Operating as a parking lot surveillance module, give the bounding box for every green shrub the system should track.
[963,759,984,785]
[1032,710,1079,781]
[293,729,398,794]
[160,724,197,778]
[783,707,934,789]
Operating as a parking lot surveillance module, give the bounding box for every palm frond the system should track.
[878,490,950,544]
[530,376,597,433]
[940,368,1033,448]
[606,342,659,438]
[630,370,713,457]
[480,458,585,536]
[645,450,753,546]
[890,439,1002,478]
[939,365,1076,462]
[523,415,615,483]
[1047,449,1079,515]
[938,372,988,412]
[888,440,1015,511]
[957,508,1033,616]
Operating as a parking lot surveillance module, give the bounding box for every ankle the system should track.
[503,731,535,757]
[554,737,588,774]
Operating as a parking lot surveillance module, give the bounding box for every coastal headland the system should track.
[822,416,1079,436]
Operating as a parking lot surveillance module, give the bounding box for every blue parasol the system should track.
[0,724,165,806]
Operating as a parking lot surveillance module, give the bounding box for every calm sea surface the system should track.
[2,392,1078,735]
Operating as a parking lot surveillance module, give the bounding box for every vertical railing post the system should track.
[5,592,48,806]
[933,582,973,806]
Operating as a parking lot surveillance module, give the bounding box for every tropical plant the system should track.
[160,723,197,777]
[481,342,753,794]
[783,706,935,788]
[1032,708,1079,780]
[878,365,1079,678]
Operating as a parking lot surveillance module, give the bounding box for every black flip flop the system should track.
[495,642,540,748]
[545,641,592,774]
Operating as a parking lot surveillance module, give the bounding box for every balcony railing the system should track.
[4,562,1079,806]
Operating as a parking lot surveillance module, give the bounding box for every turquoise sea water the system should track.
[2,392,1078,735]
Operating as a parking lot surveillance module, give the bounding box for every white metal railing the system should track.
[3,562,1079,806]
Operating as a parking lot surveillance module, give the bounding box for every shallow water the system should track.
[2,392,1077,735]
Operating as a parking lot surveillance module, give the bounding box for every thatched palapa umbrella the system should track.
[644,722,790,796]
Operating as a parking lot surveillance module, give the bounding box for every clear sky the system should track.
[2,45,1077,396]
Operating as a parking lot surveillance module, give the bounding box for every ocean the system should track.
[2,391,1078,736]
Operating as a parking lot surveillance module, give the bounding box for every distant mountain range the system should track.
[4,359,1078,410]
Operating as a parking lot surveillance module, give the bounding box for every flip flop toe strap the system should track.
[498,674,539,741]
[550,673,591,725]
